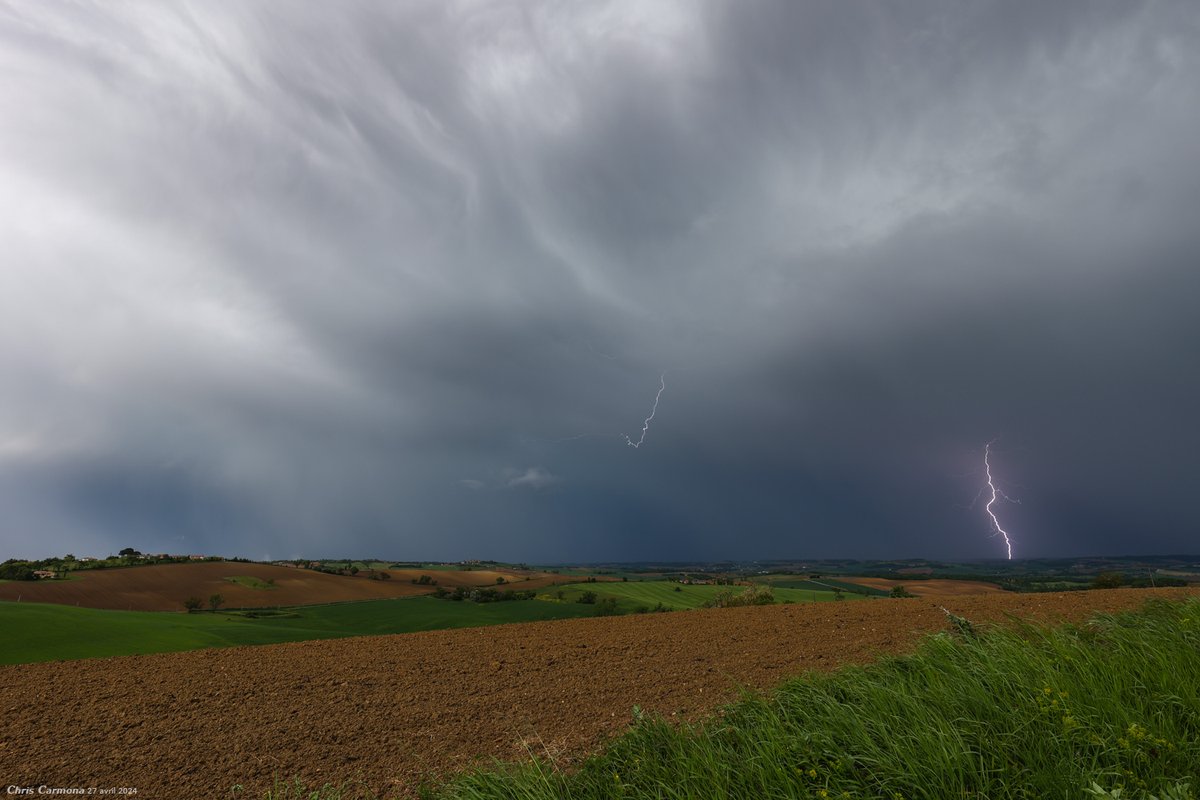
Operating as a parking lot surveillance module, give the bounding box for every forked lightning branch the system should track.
[623,373,666,449]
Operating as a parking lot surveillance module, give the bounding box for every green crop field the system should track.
[548,580,859,611]
[0,597,596,665]
[754,575,889,596]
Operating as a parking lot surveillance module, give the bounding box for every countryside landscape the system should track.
[3,552,1199,796]
[4,1,1200,798]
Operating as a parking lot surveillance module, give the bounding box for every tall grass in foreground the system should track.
[427,598,1199,800]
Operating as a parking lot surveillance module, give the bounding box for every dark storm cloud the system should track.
[1,1,1197,560]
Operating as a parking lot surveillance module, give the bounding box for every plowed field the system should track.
[0,562,564,611]
[1,587,1194,798]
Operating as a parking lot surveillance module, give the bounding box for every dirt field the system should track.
[0,562,564,611]
[1,587,1193,798]
[404,568,572,592]
[845,576,1006,595]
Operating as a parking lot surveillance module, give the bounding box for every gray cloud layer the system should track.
[2,1,1198,561]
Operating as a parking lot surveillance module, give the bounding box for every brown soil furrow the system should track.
[1,587,1195,798]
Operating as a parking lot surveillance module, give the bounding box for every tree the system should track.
[890,585,915,598]
[183,596,203,613]
[578,590,597,604]
[704,585,774,609]
[0,561,35,581]
[208,594,224,611]
[496,576,506,584]
[119,547,141,558]
[595,597,619,616]
[1093,572,1124,590]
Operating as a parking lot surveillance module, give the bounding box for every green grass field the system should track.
[547,580,859,612]
[754,575,891,596]
[0,597,597,665]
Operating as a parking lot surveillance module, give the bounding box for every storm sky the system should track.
[2,1,1198,562]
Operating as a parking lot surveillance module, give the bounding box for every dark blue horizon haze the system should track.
[1,1,1198,562]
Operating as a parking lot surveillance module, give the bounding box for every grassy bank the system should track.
[415,597,1199,800]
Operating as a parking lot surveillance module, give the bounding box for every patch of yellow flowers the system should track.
[1116,722,1174,755]
[1036,686,1078,730]
[793,765,858,799]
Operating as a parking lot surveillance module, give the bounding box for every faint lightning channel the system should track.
[623,373,666,449]
[983,440,1015,560]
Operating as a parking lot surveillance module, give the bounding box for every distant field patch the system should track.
[318,561,570,584]
[549,581,856,612]
[754,575,889,596]
[402,569,567,591]
[1157,570,1200,581]
[1024,580,1091,591]
[847,576,1006,596]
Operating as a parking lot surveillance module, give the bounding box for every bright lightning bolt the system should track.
[623,374,666,449]
[983,440,1014,560]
